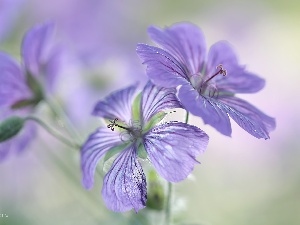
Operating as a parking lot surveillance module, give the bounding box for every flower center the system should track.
[107,118,142,142]
[202,64,227,86]
[190,64,227,98]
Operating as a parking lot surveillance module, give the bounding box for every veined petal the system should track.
[218,96,276,139]
[81,128,123,189]
[92,84,138,123]
[141,81,182,124]
[148,23,206,75]
[178,83,232,136]
[136,44,188,88]
[21,22,56,78]
[207,41,265,93]
[143,122,209,182]
[0,52,31,107]
[102,144,147,212]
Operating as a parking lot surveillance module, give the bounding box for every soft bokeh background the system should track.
[0,0,299,224]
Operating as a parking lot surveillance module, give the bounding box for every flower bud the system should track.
[0,116,25,142]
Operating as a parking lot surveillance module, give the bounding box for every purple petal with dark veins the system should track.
[143,122,209,182]
[141,81,183,124]
[81,128,123,189]
[0,52,31,107]
[102,144,147,212]
[147,23,206,75]
[92,84,138,123]
[178,83,232,136]
[218,96,276,139]
[207,41,265,93]
[136,44,188,88]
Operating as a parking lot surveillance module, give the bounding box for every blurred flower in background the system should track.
[0,0,300,225]
[0,0,24,42]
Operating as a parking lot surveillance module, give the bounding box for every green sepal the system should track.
[103,142,130,163]
[26,72,44,103]
[131,92,142,122]
[146,170,165,211]
[143,111,167,134]
[137,141,147,159]
[11,99,39,110]
[11,73,45,110]
[0,116,25,142]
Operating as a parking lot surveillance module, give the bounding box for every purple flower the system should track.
[81,81,209,212]
[136,22,276,139]
[0,22,61,160]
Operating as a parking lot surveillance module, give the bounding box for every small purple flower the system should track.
[136,22,276,139]
[81,81,209,212]
[0,22,61,160]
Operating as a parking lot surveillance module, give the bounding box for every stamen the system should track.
[203,64,227,85]
[107,118,130,131]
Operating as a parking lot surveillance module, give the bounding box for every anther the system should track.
[107,118,131,131]
[107,118,118,131]
[216,64,227,76]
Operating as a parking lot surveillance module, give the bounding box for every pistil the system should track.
[202,64,227,86]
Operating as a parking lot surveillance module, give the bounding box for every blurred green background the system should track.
[0,0,299,224]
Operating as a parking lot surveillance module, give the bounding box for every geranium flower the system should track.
[136,22,275,139]
[81,81,209,212]
[0,22,61,160]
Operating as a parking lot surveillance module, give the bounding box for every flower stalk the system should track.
[25,116,80,149]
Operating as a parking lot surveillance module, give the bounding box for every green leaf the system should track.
[0,116,25,142]
[131,92,142,122]
[143,111,167,134]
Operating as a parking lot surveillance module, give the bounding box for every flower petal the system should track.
[141,81,182,124]
[102,144,147,212]
[207,41,265,93]
[92,84,138,123]
[218,96,276,139]
[136,44,188,88]
[0,52,31,108]
[143,122,209,182]
[81,128,123,189]
[147,23,206,75]
[178,83,232,136]
[21,21,61,92]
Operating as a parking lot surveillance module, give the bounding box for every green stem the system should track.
[165,111,190,224]
[45,98,82,144]
[25,116,80,149]
[185,111,189,123]
[165,181,173,225]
